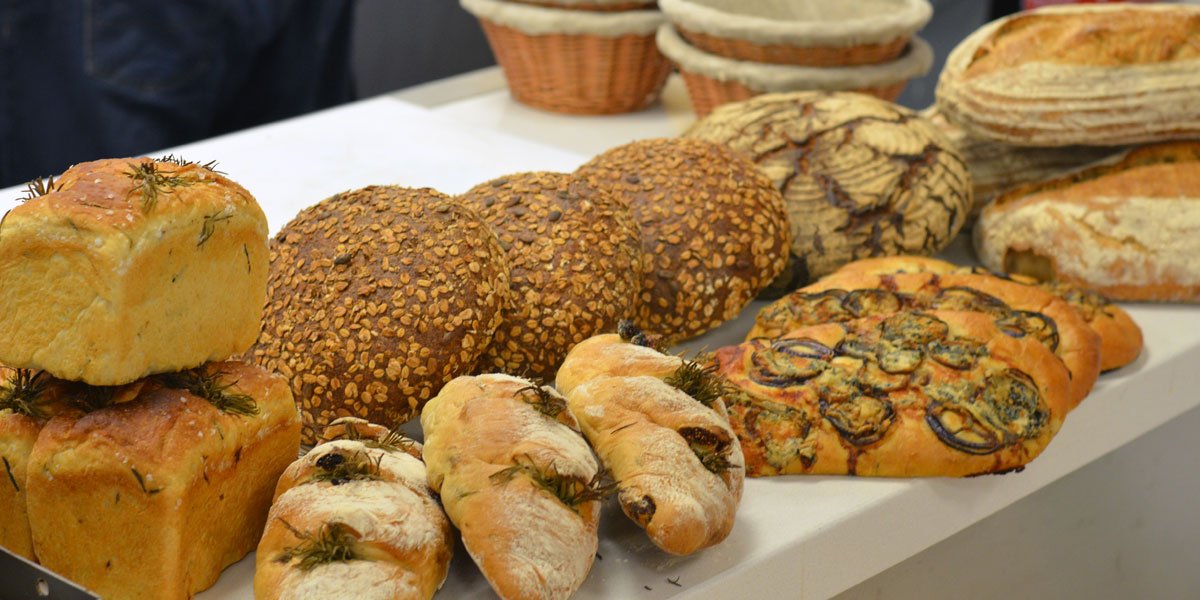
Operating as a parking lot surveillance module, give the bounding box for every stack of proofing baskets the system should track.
[656,0,935,116]
[460,0,671,114]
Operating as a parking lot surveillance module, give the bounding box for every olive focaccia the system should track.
[827,256,1142,372]
[749,271,1100,408]
[713,311,1072,477]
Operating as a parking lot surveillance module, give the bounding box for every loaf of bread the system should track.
[558,330,743,555]
[255,420,453,600]
[421,374,601,600]
[936,4,1200,147]
[0,158,268,385]
[0,368,64,561]
[975,141,1200,303]
[714,311,1072,477]
[25,361,300,600]
[251,186,511,443]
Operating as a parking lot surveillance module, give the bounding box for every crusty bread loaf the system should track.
[936,4,1200,147]
[714,311,1072,477]
[0,158,268,385]
[26,361,300,600]
[255,423,453,600]
[421,374,601,600]
[975,141,1200,303]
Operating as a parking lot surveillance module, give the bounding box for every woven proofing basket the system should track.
[679,69,905,116]
[511,0,657,11]
[677,27,910,66]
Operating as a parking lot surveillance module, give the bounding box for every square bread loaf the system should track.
[0,158,269,385]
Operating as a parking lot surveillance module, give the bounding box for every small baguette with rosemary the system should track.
[255,420,453,600]
[557,326,744,555]
[421,374,602,600]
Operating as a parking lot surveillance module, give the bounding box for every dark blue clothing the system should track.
[0,0,354,187]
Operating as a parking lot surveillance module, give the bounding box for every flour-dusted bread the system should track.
[936,3,1200,147]
[714,311,1072,477]
[0,158,268,385]
[421,374,602,600]
[255,423,453,600]
[975,141,1200,304]
[25,361,300,600]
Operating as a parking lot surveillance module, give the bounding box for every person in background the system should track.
[0,0,355,188]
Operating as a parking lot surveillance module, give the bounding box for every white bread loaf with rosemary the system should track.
[936,4,1200,147]
[557,329,744,555]
[421,374,602,600]
[255,420,453,600]
[0,158,269,385]
[25,361,300,600]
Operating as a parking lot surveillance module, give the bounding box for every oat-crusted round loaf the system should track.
[685,91,971,288]
[575,138,791,342]
[251,186,510,442]
[458,172,642,380]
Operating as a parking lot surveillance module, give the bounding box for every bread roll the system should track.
[936,4,1200,147]
[714,311,1072,477]
[0,158,268,385]
[0,368,63,561]
[421,374,601,600]
[26,361,300,600]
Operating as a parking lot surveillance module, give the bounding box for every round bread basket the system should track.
[511,0,657,12]
[461,0,671,114]
[656,24,932,116]
[659,0,932,66]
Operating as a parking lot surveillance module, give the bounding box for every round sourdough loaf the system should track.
[685,92,971,288]
[575,138,791,342]
[251,186,510,442]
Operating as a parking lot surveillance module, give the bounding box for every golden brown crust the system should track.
[252,186,511,443]
[554,333,683,396]
[715,311,1072,477]
[458,172,642,379]
[574,138,790,341]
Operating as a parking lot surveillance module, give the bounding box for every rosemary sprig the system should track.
[311,450,383,485]
[340,421,418,455]
[131,467,162,495]
[663,361,726,410]
[158,368,259,417]
[0,369,52,419]
[198,207,234,246]
[3,457,18,492]
[157,154,223,174]
[124,161,191,213]
[515,382,567,419]
[276,520,359,572]
[18,176,59,202]
[490,455,614,513]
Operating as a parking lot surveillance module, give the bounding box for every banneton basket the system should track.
[461,0,670,115]
[511,0,657,12]
[656,24,932,116]
[659,0,931,66]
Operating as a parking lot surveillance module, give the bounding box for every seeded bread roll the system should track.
[684,92,971,288]
[0,158,268,385]
[251,186,511,443]
[458,173,642,379]
[575,138,790,342]
[421,374,602,600]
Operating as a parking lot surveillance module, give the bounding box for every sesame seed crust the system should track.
[250,186,511,443]
[458,172,642,380]
[574,138,791,343]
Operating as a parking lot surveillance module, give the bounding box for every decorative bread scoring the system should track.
[458,172,642,379]
[251,186,510,443]
[575,138,790,341]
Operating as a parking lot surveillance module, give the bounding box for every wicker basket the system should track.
[512,0,657,11]
[679,70,905,117]
[677,27,909,66]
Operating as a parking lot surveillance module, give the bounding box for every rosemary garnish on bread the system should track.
[490,455,613,513]
[0,369,52,419]
[514,382,567,419]
[124,161,193,213]
[276,520,360,571]
[158,368,259,416]
[311,450,384,485]
[17,175,59,202]
[157,154,223,173]
[664,361,726,410]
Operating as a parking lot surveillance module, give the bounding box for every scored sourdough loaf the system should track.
[557,328,744,555]
[936,3,1200,147]
[684,92,971,288]
[458,172,642,379]
[713,311,1072,477]
[255,420,453,600]
[574,138,791,342]
[0,157,269,385]
[26,361,300,600]
[251,186,511,443]
[975,141,1200,304]
[421,374,602,600]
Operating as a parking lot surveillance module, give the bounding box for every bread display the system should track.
[421,374,602,600]
[458,172,642,379]
[255,420,453,600]
[936,4,1200,147]
[575,138,790,342]
[0,157,269,385]
[25,361,300,600]
[251,186,511,443]
[713,311,1072,477]
[975,141,1200,304]
[685,92,970,289]
[557,329,743,555]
